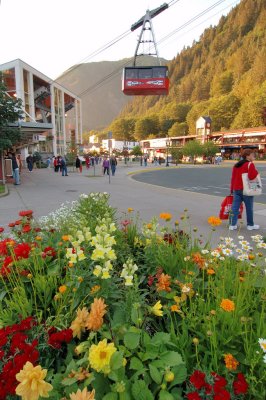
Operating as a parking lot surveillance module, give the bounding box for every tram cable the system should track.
[78,0,231,98]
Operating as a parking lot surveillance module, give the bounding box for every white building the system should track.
[101,139,139,152]
[0,59,82,157]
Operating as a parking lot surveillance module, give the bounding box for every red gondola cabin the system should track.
[122,66,169,96]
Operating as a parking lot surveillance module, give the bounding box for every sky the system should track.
[0,0,240,79]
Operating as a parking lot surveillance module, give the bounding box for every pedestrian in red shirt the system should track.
[229,149,260,231]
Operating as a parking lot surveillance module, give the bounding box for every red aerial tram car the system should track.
[122,66,169,96]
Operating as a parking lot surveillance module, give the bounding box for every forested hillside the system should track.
[107,0,266,141]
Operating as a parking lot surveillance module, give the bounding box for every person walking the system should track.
[102,156,110,175]
[46,157,51,168]
[229,149,260,231]
[26,154,33,172]
[75,156,82,173]
[60,156,68,176]
[8,152,20,185]
[110,155,117,176]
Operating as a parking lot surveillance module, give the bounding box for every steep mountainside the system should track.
[108,0,266,140]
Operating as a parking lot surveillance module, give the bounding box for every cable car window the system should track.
[153,67,166,78]
[125,69,138,79]
[139,69,152,79]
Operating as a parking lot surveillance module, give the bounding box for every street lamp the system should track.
[166,136,171,167]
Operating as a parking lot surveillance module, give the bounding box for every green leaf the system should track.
[61,377,77,386]
[130,357,144,370]
[149,364,162,384]
[160,351,183,367]
[124,332,140,349]
[159,390,175,400]
[110,351,124,370]
[151,332,170,346]
[169,365,187,388]
[103,393,118,400]
[131,380,154,400]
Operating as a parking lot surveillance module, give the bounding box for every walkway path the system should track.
[1,162,266,246]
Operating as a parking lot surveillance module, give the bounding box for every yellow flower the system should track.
[78,276,83,283]
[151,300,163,317]
[102,269,111,279]
[88,339,117,374]
[170,304,180,312]
[70,307,90,338]
[35,236,42,241]
[207,216,222,227]
[224,353,239,370]
[220,299,235,312]
[127,208,134,213]
[70,387,95,400]
[159,212,172,221]
[146,223,153,229]
[15,361,53,400]
[59,285,67,294]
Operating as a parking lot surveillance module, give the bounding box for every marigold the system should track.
[192,252,205,269]
[208,216,222,226]
[15,361,53,400]
[62,235,70,241]
[90,285,101,294]
[207,268,215,275]
[59,285,67,293]
[159,212,172,221]
[86,297,107,331]
[220,299,235,312]
[127,208,134,213]
[70,388,95,400]
[156,273,171,292]
[88,339,116,374]
[224,353,239,370]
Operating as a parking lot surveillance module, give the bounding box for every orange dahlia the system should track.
[224,353,239,370]
[156,273,171,292]
[86,297,107,331]
[220,299,235,312]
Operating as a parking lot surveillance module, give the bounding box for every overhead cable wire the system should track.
[78,0,233,98]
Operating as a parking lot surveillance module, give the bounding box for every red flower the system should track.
[42,246,57,259]
[147,275,154,286]
[8,222,16,228]
[211,372,227,392]
[233,373,248,395]
[22,224,31,233]
[0,227,4,233]
[13,243,31,259]
[163,233,173,244]
[34,227,41,232]
[213,389,231,400]
[19,210,33,217]
[187,392,203,400]
[15,220,22,225]
[48,328,73,349]
[190,370,206,390]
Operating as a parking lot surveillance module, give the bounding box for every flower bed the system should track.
[0,193,265,399]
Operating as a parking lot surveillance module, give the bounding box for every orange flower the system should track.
[86,297,107,331]
[70,307,90,338]
[59,285,67,293]
[159,212,172,221]
[224,353,239,370]
[220,299,235,312]
[192,252,205,269]
[207,268,215,275]
[62,235,70,241]
[156,273,171,292]
[207,216,222,226]
[90,285,101,294]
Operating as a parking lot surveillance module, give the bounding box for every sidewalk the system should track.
[1,162,266,246]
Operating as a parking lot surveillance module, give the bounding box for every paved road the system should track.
[132,164,266,204]
[1,162,266,246]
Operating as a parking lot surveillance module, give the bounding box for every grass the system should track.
[0,184,5,194]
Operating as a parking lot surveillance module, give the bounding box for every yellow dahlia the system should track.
[69,388,95,400]
[15,361,53,400]
[88,339,117,374]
